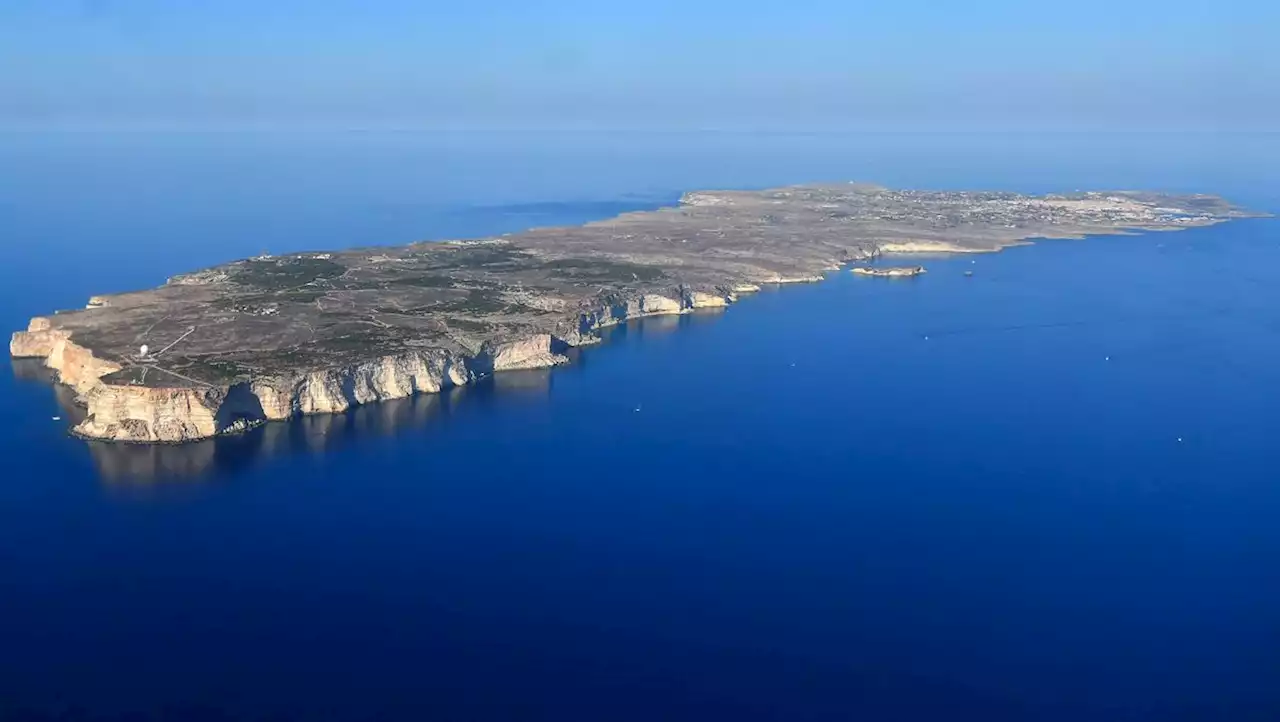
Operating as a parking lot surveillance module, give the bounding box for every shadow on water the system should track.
[10,310,726,486]
[602,305,726,340]
[11,358,543,485]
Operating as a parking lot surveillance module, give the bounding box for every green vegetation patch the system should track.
[541,258,666,283]
[211,288,328,311]
[421,244,535,271]
[386,274,458,289]
[314,330,391,353]
[432,289,513,315]
[231,257,347,291]
[250,348,323,371]
[447,318,491,332]
[173,357,250,383]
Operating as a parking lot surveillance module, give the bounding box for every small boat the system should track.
[964,270,974,277]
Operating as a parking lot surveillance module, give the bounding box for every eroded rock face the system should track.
[11,321,123,394]
[11,325,493,442]
[74,385,224,443]
[64,349,481,442]
[12,293,709,442]
[285,350,474,414]
[685,290,731,308]
[10,328,61,359]
[641,294,683,314]
[482,334,568,372]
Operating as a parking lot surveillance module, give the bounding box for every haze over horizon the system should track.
[2,0,1277,133]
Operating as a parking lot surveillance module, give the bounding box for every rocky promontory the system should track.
[11,183,1259,443]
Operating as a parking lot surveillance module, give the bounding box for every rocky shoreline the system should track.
[851,266,927,278]
[11,183,1258,444]
[11,284,799,444]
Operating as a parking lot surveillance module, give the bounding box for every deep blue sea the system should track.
[2,132,1279,722]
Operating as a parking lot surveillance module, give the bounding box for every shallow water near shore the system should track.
[2,132,1280,721]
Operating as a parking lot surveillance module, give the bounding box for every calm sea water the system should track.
[2,132,1279,722]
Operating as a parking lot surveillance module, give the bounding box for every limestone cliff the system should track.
[11,318,122,394]
[74,385,230,443]
[11,339,491,443]
[11,287,741,443]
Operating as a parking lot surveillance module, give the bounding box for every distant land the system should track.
[11,183,1263,443]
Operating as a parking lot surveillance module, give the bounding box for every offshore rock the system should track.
[851,266,927,278]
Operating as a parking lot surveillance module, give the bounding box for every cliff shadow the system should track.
[11,358,89,427]
[13,302,719,489]
[213,382,268,431]
[489,367,552,400]
[85,391,447,487]
[594,307,727,345]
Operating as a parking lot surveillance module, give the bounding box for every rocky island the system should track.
[851,266,927,278]
[11,183,1259,443]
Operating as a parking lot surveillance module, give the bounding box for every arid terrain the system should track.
[11,183,1257,443]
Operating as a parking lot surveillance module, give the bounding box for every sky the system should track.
[0,0,1277,132]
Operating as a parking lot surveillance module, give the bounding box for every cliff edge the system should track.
[11,183,1260,443]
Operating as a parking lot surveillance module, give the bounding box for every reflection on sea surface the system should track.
[82,377,552,485]
[11,311,725,485]
[12,360,552,485]
[92,392,457,485]
[12,358,89,425]
[599,305,727,342]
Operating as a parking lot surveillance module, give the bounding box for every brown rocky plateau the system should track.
[11,182,1260,443]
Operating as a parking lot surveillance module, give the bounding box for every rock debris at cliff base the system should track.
[10,183,1262,443]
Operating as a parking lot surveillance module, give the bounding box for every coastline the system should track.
[12,275,823,445]
[11,183,1260,445]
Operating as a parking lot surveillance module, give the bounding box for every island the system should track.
[851,266,927,278]
[10,183,1260,443]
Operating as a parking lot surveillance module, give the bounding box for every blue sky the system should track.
[1,0,1276,131]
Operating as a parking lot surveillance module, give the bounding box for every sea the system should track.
[1,131,1278,722]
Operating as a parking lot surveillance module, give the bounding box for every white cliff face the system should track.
[11,320,123,394]
[250,379,300,421]
[476,334,568,373]
[74,385,223,443]
[641,294,683,314]
[573,287,736,338]
[63,350,480,443]
[280,350,472,415]
[576,293,682,333]
[11,323,563,442]
[603,294,685,324]
[685,290,730,309]
[10,328,59,358]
